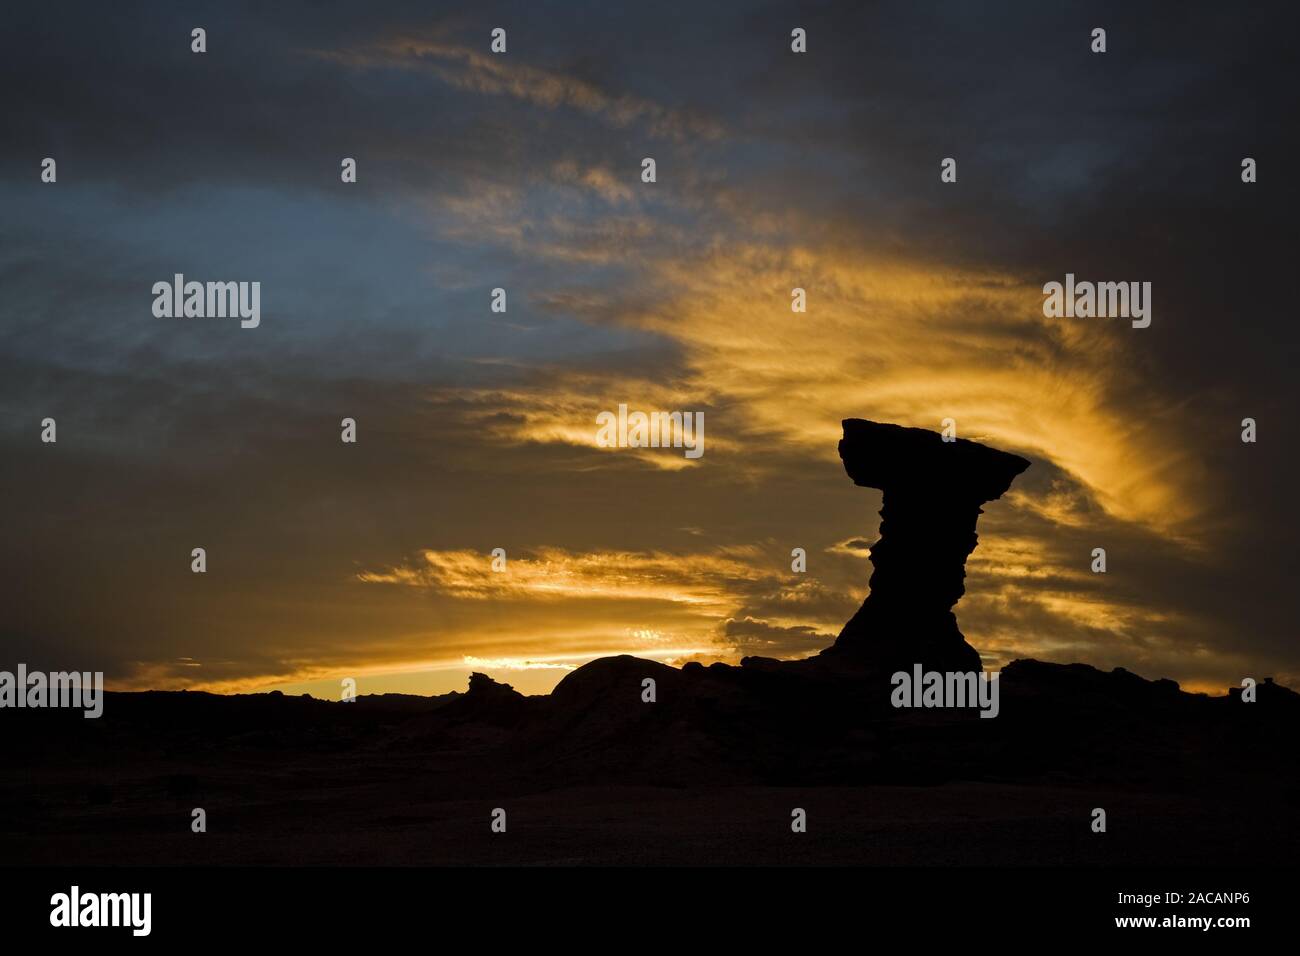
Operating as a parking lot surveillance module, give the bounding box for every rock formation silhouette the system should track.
[10,419,1299,866]
[823,419,1030,674]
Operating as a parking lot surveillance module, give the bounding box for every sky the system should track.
[1,0,1296,698]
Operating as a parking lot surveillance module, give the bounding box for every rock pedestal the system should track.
[824,419,1030,674]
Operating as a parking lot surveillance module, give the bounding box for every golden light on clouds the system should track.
[106,30,1257,700]
[338,35,1218,549]
[630,247,1211,539]
[358,546,768,608]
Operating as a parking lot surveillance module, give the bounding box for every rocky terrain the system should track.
[5,421,1296,865]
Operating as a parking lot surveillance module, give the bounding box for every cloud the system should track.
[723,616,833,655]
[311,36,725,142]
[358,546,771,609]
[2,0,1296,702]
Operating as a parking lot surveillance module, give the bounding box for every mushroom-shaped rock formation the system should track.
[823,419,1031,674]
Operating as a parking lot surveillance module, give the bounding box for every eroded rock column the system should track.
[825,419,1030,673]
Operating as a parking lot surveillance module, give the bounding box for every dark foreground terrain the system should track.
[4,656,1298,865]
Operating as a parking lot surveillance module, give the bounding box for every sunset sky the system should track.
[2,1,1295,698]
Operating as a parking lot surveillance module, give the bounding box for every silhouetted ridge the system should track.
[9,420,1297,866]
[440,672,531,727]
